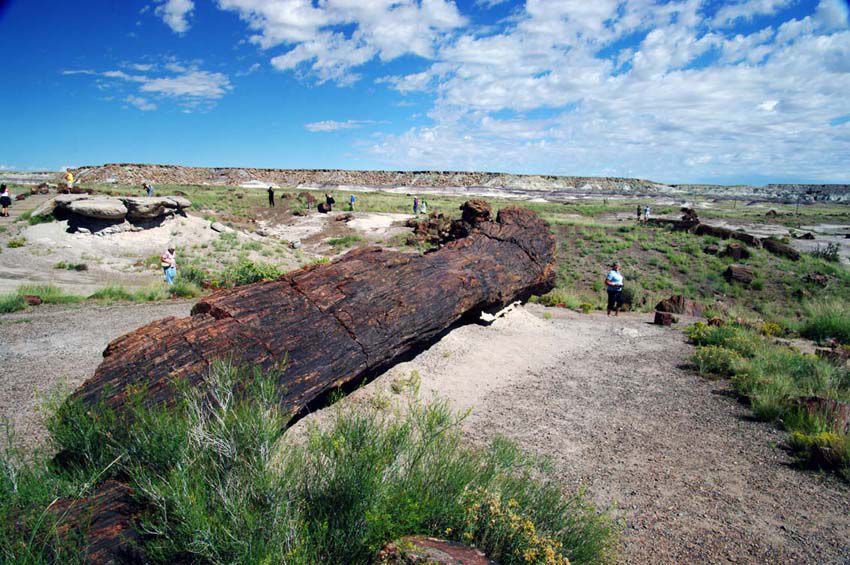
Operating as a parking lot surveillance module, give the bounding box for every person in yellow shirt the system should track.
[64,170,74,189]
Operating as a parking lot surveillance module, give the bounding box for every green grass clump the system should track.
[219,259,282,287]
[16,285,83,305]
[326,234,364,249]
[799,300,850,345]
[0,294,27,313]
[534,288,586,309]
[88,280,201,302]
[686,321,850,478]
[6,237,26,248]
[54,262,88,271]
[2,362,618,563]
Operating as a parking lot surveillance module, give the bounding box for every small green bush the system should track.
[220,259,283,287]
[0,293,26,314]
[800,300,850,345]
[536,288,582,309]
[692,346,742,377]
[54,262,88,271]
[6,237,26,248]
[327,235,364,249]
[16,284,82,305]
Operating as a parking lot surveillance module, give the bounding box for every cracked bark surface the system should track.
[54,203,554,562]
[70,202,555,420]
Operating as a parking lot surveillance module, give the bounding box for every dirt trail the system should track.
[292,305,850,564]
[1,301,848,562]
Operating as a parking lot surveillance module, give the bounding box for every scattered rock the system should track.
[210,222,232,233]
[724,264,754,285]
[720,242,751,260]
[815,347,850,367]
[378,536,494,565]
[335,213,354,222]
[30,197,58,218]
[289,240,302,249]
[460,199,492,224]
[15,193,27,201]
[22,295,42,306]
[255,227,271,237]
[654,311,678,326]
[766,209,778,218]
[761,238,800,261]
[703,244,720,255]
[708,316,725,327]
[317,202,332,214]
[804,273,829,287]
[795,232,815,240]
[655,295,704,317]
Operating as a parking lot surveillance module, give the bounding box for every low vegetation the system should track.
[1,362,618,563]
[686,322,850,479]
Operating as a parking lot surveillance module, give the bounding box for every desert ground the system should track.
[1,179,849,562]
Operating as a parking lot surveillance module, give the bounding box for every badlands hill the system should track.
[14,163,850,203]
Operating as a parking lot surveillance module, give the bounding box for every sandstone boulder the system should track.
[67,198,128,220]
[122,197,165,219]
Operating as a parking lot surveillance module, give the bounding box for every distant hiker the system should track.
[146,183,155,197]
[605,261,624,317]
[349,194,356,211]
[325,193,335,210]
[0,185,11,217]
[64,170,74,189]
[268,186,275,207]
[644,205,651,220]
[161,247,177,286]
[421,199,428,215]
[636,205,642,221]
[413,196,419,215]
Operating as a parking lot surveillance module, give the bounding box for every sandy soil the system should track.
[0,301,192,447]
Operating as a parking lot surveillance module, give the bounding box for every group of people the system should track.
[413,196,429,215]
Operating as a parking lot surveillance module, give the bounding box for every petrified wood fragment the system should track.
[71,203,556,420]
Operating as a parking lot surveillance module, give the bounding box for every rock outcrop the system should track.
[34,195,191,234]
[58,163,850,203]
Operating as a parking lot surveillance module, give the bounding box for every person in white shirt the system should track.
[605,261,624,317]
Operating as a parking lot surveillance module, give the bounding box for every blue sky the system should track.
[0,0,848,184]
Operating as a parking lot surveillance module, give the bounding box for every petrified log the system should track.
[52,204,555,562]
[378,536,494,564]
[720,242,750,260]
[724,264,754,285]
[653,311,677,326]
[655,295,703,317]
[761,238,800,261]
[70,203,555,419]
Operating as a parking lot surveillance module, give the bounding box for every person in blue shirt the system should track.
[605,261,624,317]
[349,194,356,211]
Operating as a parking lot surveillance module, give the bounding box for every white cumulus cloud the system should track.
[305,120,377,132]
[155,0,195,34]
[125,96,158,111]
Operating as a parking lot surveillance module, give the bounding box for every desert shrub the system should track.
[17,363,618,564]
[535,288,582,309]
[54,262,88,271]
[220,259,282,287]
[685,321,850,478]
[800,300,850,345]
[6,237,26,248]
[175,263,207,286]
[16,284,83,305]
[789,431,850,478]
[692,346,742,377]
[809,242,840,262]
[326,235,363,249]
[0,294,26,314]
[169,278,202,298]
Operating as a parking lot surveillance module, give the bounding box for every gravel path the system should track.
[0,301,193,447]
[465,307,850,564]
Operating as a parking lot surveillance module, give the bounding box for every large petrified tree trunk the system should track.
[72,202,555,419]
[49,203,554,562]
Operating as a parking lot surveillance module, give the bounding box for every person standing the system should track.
[268,186,275,207]
[644,205,651,220]
[413,196,419,215]
[349,194,356,211]
[0,185,12,217]
[421,199,428,215]
[64,170,74,189]
[605,261,624,317]
[146,183,155,197]
[636,205,642,222]
[161,246,177,286]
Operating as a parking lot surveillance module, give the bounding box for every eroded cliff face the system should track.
[59,163,850,203]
